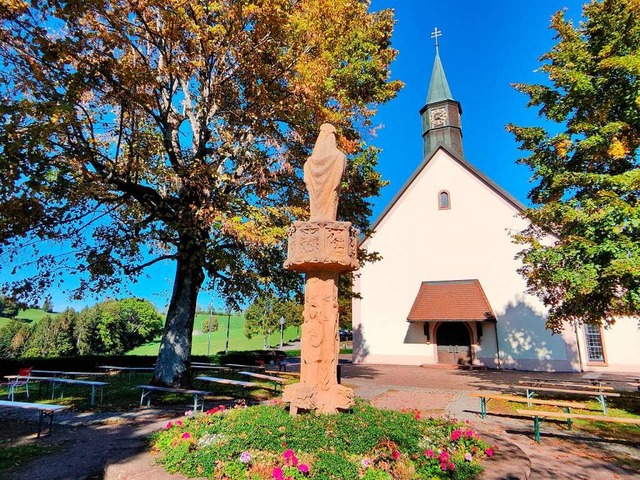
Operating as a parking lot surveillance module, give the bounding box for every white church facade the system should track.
[352,46,640,374]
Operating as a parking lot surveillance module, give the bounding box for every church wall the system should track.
[354,149,581,371]
[576,318,640,373]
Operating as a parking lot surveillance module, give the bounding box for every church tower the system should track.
[419,28,463,158]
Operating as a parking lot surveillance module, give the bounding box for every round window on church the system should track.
[438,190,450,210]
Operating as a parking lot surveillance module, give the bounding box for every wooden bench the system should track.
[224,363,265,373]
[515,408,640,443]
[136,385,211,412]
[196,376,260,398]
[469,392,587,419]
[21,376,109,406]
[238,371,287,392]
[0,400,69,437]
[512,385,620,414]
[518,380,615,391]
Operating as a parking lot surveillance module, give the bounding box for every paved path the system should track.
[2,363,638,479]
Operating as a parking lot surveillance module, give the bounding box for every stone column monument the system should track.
[282,123,359,414]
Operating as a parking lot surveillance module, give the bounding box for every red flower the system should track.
[451,429,462,441]
[165,421,173,429]
[392,450,401,460]
[485,448,494,457]
[465,429,474,438]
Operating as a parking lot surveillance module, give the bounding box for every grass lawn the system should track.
[128,313,301,356]
[0,308,55,329]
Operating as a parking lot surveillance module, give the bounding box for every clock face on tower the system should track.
[429,107,447,127]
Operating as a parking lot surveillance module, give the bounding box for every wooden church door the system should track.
[435,322,471,365]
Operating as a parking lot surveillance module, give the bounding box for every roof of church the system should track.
[407,279,496,322]
[426,49,454,103]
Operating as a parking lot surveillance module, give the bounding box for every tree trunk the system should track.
[152,242,205,388]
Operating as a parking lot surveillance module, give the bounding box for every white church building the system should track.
[352,46,640,373]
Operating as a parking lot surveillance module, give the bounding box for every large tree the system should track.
[0,0,400,385]
[508,0,640,332]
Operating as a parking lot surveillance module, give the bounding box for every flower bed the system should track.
[151,400,493,479]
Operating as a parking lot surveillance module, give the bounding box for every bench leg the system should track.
[533,415,541,443]
[90,386,96,406]
[564,407,572,430]
[140,389,151,408]
[480,397,487,419]
[526,389,534,408]
[37,411,55,438]
[597,394,607,415]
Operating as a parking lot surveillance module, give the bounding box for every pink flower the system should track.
[298,464,310,474]
[165,421,173,429]
[465,429,474,438]
[485,448,494,457]
[392,449,401,460]
[272,467,284,480]
[181,432,191,439]
[465,452,473,462]
[414,411,422,420]
[283,449,298,465]
[448,461,455,470]
[439,451,450,462]
[184,410,194,417]
[361,458,372,467]
[441,462,448,471]
[451,429,462,441]
[425,449,435,458]
[176,420,183,427]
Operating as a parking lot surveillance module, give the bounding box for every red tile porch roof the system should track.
[407,279,496,322]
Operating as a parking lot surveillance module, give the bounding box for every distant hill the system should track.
[0,308,56,328]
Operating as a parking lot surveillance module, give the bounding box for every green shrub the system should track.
[151,400,492,480]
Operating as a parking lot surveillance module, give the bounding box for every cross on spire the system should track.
[430,27,442,50]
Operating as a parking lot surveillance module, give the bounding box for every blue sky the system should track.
[367,0,584,220]
[9,1,587,313]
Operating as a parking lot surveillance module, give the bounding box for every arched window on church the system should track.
[438,190,450,210]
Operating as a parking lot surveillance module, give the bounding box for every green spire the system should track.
[426,48,454,104]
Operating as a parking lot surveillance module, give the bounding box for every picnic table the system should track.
[224,363,265,373]
[238,371,287,392]
[512,384,620,414]
[98,365,155,380]
[190,365,231,374]
[31,370,107,379]
[136,385,211,412]
[6,376,108,406]
[196,375,259,398]
[469,392,587,419]
[0,400,69,437]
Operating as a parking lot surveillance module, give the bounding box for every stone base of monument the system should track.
[282,220,359,415]
[282,382,354,415]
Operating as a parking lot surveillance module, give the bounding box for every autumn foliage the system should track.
[0,0,401,385]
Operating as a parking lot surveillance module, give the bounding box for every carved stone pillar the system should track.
[282,221,359,414]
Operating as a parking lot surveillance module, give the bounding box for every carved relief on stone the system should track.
[284,221,359,273]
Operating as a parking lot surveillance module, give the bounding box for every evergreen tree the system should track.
[508,0,640,331]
